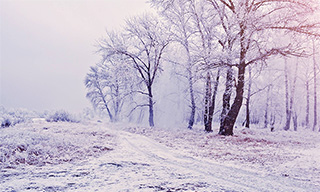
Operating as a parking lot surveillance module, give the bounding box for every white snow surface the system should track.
[1,121,320,191]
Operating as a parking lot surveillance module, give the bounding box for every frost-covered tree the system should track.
[150,0,199,129]
[189,0,223,132]
[98,14,170,127]
[85,55,135,122]
[85,66,113,121]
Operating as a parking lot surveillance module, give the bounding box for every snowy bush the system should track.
[45,110,79,123]
[0,106,37,128]
[1,117,12,128]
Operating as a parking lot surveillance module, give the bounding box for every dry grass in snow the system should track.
[0,122,116,168]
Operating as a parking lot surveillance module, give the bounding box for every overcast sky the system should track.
[0,0,150,113]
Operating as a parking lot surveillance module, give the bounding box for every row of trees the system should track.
[85,0,320,135]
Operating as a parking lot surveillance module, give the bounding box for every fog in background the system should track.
[0,0,149,113]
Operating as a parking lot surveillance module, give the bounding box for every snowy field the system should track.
[1,121,320,191]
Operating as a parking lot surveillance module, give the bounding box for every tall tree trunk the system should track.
[220,64,246,135]
[269,92,276,132]
[185,36,196,129]
[290,62,298,128]
[306,80,310,128]
[114,84,120,122]
[219,23,247,136]
[313,40,318,131]
[219,66,233,134]
[264,85,271,128]
[284,60,298,131]
[204,69,221,132]
[147,85,154,127]
[188,64,196,129]
[204,72,212,132]
[245,65,252,128]
[208,69,221,130]
[104,101,114,122]
[293,112,298,131]
[284,59,291,131]
[270,109,276,132]
[97,83,114,122]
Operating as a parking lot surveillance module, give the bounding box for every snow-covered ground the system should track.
[1,121,320,191]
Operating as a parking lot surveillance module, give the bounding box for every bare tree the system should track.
[85,66,114,121]
[189,0,222,132]
[99,14,170,127]
[85,54,136,122]
[151,0,199,129]
[204,0,237,134]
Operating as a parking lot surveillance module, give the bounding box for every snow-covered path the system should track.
[1,123,320,191]
[108,130,320,191]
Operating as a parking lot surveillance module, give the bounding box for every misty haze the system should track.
[1,0,320,191]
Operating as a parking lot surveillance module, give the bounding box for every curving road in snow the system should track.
[1,125,320,191]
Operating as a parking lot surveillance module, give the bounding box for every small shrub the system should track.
[1,118,12,128]
[45,110,79,123]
